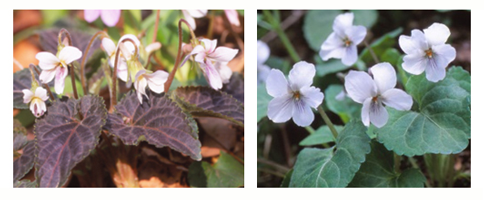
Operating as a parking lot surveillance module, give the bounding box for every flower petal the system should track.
[424,23,450,46]
[186,10,207,18]
[36,52,59,70]
[425,60,446,82]
[119,34,140,55]
[300,86,324,108]
[402,54,427,75]
[333,12,354,37]
[35,87,49,101]
[100,10,121,27]
[84,10,100,23]
[399,30,427,55]
[320,33,345,61]
[346,25,367,45]
[182,10,197,30]
[361,98,371,127]
[58,46,82,65]
[292,101,314,127]
[215,62,233,83]
[116,61,128,82]
[134,70,148,103]
[204,61,223,90]
[344,70,377,103]
[22,89,34,104]
[145,42,161,55]
[145,70,169,93]
[288,61,316,91]
[257,40,270,65]
[210,47,238,62]
[224,10,240,26]
[118,42,133,60]
[265,69,290,97]
[369,100,388,128]
[433,44,456,67]
[201,38,217,53]
[102,38,116,56]
[381,88,413,111]
[257,64,271,84]
[341,44,358,66]
[267,94,294,123]
[369,62,396,94]
[39,69,56,84]
[54,66,68,94]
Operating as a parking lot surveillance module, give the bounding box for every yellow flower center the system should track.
[425,49,433,58]
[293,91,301,100]
[343,38,352,47]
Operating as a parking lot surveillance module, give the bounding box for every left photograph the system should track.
[13,10,244,188]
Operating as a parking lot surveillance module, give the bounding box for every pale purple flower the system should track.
[399,23,456,82]
[320,12,367,66]
[35,46,83,94]
[182,10,208,30]
[84,10,121,27]
[257,40,271,84]
[345,63,413,128]
[189,38,239,90]
[22,87,49,118]
[224,10,240,26]
[266,61,325,127]
[133,69,169,103]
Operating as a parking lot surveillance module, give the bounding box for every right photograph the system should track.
[257,10,470,187]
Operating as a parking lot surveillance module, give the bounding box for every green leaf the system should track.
[280,169,293,187]
[377,67,470,156]
[123,10,141,35]
[299,125,344,146]
[257,83,272,122]
[289,120,371,187]
[173,86,244,127]
[188,151,244,187]
[106,91,202,161]
[316,59,352,78]
[349,142,426,187]
[352,10,378,28]
[359,28,402,65]
[34,95,107,187]
[303,10,342,52]
[324,84,360,123]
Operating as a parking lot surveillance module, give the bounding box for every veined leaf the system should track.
[188,151,244,187]
[34,95,107,187]
[257,83,271,122]
[13,67,51,109]
[14,142,35,183]
[289,120,371,187]
[299,125,343,146]
[349,142,426,187]
[222,72,244,103]
[14,180,38,188]
[377,67,470,156]
[106,91,202,161]
[173,86,244,127]
[303,10,342,52]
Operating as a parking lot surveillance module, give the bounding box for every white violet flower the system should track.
[189,38,239,90]
[257,40,271,85]
[266,61,324,127]
[182,10,208,30]
[36,46,83,94]
[345,62,413,128]
[22,87,49,118]
[133,69,169,104]
[320,12,367,66]
[224,10,240,26]
[399,23,456,82]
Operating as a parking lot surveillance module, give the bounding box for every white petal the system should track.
[30,99,41,117]
[134,70,148,103]
[257,40,270,65]
[22,89,34,104]
[341,45,358,66]
[35,87,49,101]
[210,47,238,62]
[361,98,371,127]
[215,62,233,83]
[120,34,140,49]
[36,52,60,70]
[424,23,450,46]
[333,12,354,37]
[402,54,427,75]
[320,33,345,61]
[369,100,388,128]
[39,69,56,84]
[369,62,396,94]
[201,39,217,53]
[425,60,446,82]
[288,61,316,91]
[116,61,128,82]
[433,44,456,67]
[118,42,133,60]
[399,30,427,55]
[257,64,271,84]
[265,69,290,97]
[346,25,367,45]
[145,70,169,93]
[58,46,82,65]
[145,42,161,55]
[84,10,100,22]
[100,10,121,27]
[344,70,377,104]
[102,38,116,55]
[182,10,197,30]
[191,45,206,63]
[54,66,68,94]
[204,61,223,90]
[186,10,207,18]
[381,88,413,111]
[224,10,240,26]
[267,94,294,123]
[300,86,324,108]
[292,101,315,127]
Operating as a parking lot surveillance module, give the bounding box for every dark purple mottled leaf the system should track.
[13,67,53,109]
[38,28,101,63]
[14,141,35,183]
[222,72,244,103]
[34,95,107,187]
[105,91,202,161]
[14,119,28,152]
[173,86,244,127]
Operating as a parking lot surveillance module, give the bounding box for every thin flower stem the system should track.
[394,153,401,173]
[317,105,338,139]
[110,38,138,112]
[304,126,315,134]
[364,41,380,64]
[263,10,300,63]
[58,28,73,46]
[80,31,109,95]
[69,65,79,99]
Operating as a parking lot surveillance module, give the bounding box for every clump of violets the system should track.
[320,12,367,66]
[266,61,324,127]
[84,10,121,27]
[189,38,239,90]
[399,23,456,82]
[345,63,413,128]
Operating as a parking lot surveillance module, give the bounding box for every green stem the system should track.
[364,41,379,64]
[263,10,300,63]
[394,153,401,173]
[317,105,338,139]
[304,126,315,134]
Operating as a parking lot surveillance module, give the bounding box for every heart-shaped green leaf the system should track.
[34,95,107,187]
[289,120,371,187]
[173,86,244,127]
[299,125,343,146]
[106,91,202,161]
[303,10,342,52]
[257,83,272,122]
[349,142,426,187]
[188,151,244,187]
[377,67,470,156]
[324,84,360,123]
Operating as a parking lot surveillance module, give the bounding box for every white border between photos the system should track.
[2,1,483,200]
